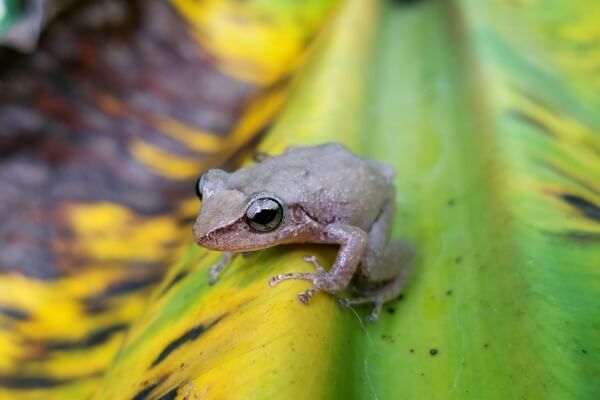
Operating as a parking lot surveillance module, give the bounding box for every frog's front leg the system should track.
[268,223,368,304]
[208,252,237,285]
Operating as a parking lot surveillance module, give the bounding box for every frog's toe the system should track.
[337,297,347,307]
[268,272,317,287]
[297,288,316,304]
[303,255,327,273]
[367,299,384,322]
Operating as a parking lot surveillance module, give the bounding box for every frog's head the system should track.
[192,169,313,251]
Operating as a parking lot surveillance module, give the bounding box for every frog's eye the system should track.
[195,174,206,201]
[245,197,284,232]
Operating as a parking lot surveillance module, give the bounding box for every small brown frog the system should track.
[193,143,413,321]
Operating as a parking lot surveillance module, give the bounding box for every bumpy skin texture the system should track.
[193,143,413,320]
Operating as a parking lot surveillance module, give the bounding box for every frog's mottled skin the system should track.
[193,143,413,320]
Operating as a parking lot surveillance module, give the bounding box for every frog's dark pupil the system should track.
[252,208,277,224]
[246,197,283,232]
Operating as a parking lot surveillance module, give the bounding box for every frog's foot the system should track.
[268,257,342,305]
[339,295,385,322]
[340,270,409,322]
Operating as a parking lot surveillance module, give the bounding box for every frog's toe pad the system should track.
[297,289,316,304]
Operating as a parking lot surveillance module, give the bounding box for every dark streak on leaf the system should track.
[541,162,599,196]
[44,323,128,351]
[82,298,110,315]
[102,274,163,297]
[0,306,31,321]
[158,386,180,400]
[159,270,188,296]
[508,110,554,137]
[131,380,163,400]
[159,252,211,297]
[391,0,426,6]
[83,274,163,308]
[0,371,100,389]
[265,72,293,93]
[543,229,600,244]
[151,314,227,368]
[513,87,559,117]
[564,231,600,243]
[0,375,68,389]
[561,194,600,222]
[82,272,165,314]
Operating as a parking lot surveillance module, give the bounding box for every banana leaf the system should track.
[94,0,600,399]
[1,0,599,399]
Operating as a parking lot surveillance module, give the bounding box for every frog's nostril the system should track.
[192,221,206,240]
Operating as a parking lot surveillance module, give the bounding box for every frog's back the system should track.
[229,143,394,230]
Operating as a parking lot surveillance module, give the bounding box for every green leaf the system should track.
[95,0,600,398]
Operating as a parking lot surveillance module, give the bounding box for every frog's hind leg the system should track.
[366,160,395,183]
[346,240,415,322]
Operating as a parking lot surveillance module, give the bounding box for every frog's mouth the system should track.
[194,222,276,252]
[193,220,236,249]
[193,226,229,250]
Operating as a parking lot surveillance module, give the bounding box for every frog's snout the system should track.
[192,217,224,250]
[192,218,210,245]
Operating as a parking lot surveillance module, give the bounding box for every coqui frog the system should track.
[193,143,414,321]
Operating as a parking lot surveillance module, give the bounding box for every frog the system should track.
[192,142,414,321]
